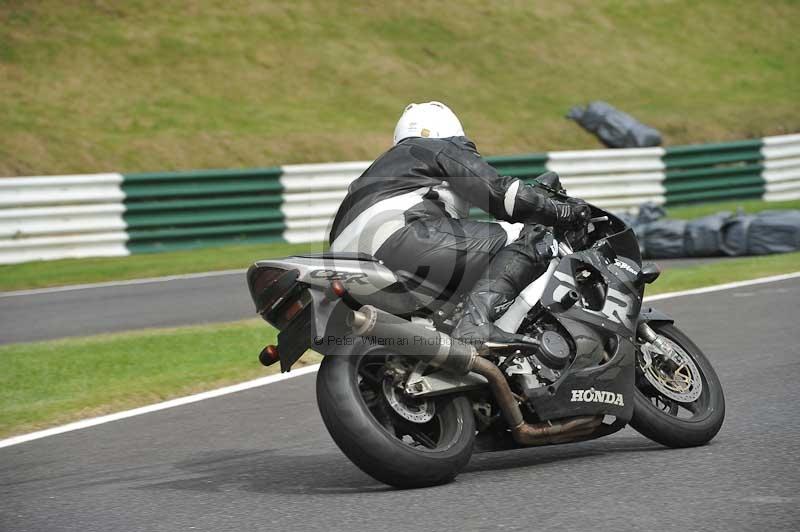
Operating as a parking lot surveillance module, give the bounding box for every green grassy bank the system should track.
[1,0,799,176]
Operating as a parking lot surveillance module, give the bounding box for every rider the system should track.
[329,101,591,344]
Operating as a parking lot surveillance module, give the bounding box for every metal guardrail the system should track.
[1,135,798,264]
[663,139,765,204]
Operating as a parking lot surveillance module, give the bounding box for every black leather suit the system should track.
[329,136,559,301]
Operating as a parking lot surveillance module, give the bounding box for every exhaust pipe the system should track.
[470,356,602,445]
[350,305,601,445]
[349,305,476,374]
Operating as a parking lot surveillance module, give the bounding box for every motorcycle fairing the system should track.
[541,250,643,340]
[638,306,675,326]
[525,316,635,426]
[526,241,644,425]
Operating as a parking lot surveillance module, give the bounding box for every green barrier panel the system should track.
[124,167,284,182]
[124,207,284,228]
[123,179,283,199]
[663,139,762,156]
[123,167,285,253]
[666,185,765,205]
[487,153,548,180]
[664,140,762,168]
[128,221,286,240]
[127,221,286,253]
[663,150,763,168]
[664,140,765,205]
[665,174,763,194]
[124,195,282,213]
[665,163,764,181]
[128,234,286,254]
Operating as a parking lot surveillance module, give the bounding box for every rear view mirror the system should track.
[637,263,661,284]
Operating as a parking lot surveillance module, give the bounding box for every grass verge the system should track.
[665,198,800,220]
[1,252,798,439]
[646,251,800,295]
[0,319,321,439]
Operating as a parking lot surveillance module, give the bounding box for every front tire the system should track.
[630,323,725,448]
[316,351,475,488]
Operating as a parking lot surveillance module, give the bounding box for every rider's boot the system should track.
[452,226,552,346]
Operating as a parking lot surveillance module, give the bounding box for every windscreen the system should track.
[590,206,642,265]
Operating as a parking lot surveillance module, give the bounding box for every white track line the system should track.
[0,364,320,450]
[642,271,800,302]
[0,269,245,298]
[1,270,798,450]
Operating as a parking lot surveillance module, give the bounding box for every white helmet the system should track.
[392,101,465,145]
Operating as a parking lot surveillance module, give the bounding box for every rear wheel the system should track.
[316,350,475,488]
[630,323,725,447]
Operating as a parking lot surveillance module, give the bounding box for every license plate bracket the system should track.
[276,304,313,373]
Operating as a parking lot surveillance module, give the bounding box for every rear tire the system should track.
[630,323,725,448]
[316,351,475,488]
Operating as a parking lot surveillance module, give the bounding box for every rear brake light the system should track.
[248,267,299,314]
[252,268,285,293]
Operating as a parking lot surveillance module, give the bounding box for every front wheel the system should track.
[630,323,725,448]
[316,350,475,488]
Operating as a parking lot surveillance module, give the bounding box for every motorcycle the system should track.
[246,194,725,489]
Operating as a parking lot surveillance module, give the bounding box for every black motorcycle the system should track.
[247,200,725,488]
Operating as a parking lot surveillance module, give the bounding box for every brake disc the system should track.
[640,337,703,403]
[382,379,435,424]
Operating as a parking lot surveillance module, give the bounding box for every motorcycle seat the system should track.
[293,251,380,262]
[290,252,457,317]
[394,270,455,304]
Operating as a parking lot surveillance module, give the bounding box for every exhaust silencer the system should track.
[349,305,476,375]
[349,305,601,446]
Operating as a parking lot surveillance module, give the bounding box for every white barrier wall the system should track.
[762,134,800,202]
[280,162,370,243]
[0,174,128,264]
[546,147,666,208]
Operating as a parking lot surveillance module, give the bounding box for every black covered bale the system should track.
[638,219,688,259]
[684,213,731,257]
[567,101,662,149]
[721,210,800,256]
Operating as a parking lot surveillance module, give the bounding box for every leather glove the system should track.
[532,171,566,196]
[553,198,591,228]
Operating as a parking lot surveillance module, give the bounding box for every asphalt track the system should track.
[2,277,799,531]
[0,257,726,345]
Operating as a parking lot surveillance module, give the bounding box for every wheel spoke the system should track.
[402,424,438,449]
[359,363,386,387]
[667,400,679,416]
[358,356,445,450]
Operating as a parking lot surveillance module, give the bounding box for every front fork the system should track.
[637,322,678,370]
